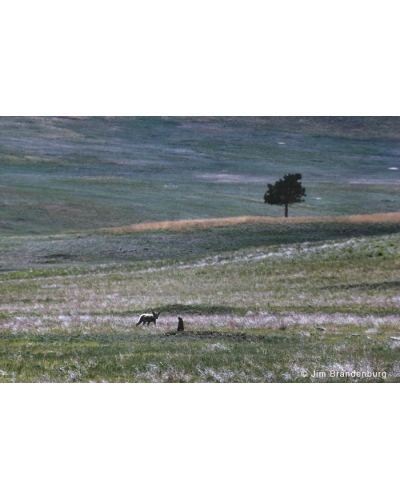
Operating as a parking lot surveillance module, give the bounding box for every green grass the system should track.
[0,221,399,382]
[1,117,400,382]
[1,217,399,272]
[0,331,397,383]
[1,117,400,235]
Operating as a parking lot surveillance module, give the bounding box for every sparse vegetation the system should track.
[0,222,399,382]
[1,117,400,236]
[0,117,399,382]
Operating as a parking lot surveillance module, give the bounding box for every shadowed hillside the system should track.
[171,117,400,140]
[1,117,399,235]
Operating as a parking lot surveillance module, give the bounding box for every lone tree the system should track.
[264,173,306,217]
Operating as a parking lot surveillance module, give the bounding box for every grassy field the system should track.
[0,218,399,382]
[1,117,400,235]
[0,117,399,382]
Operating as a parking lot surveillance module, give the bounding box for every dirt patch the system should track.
[162,331,250,340]
[161,331,274,341]
[37,253,74,264]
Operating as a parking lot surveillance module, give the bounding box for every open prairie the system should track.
[0,117,399,382]
[2,117,400,235]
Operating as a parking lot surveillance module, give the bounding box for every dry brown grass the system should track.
[101,212,400,234]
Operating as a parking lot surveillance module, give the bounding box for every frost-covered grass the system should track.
[2,229,399,317]
[0,331,398,383]
[0,224,399,382]
[1,312,399,337]
[1,117,400,382]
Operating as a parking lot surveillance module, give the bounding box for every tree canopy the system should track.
[264,173,306,217]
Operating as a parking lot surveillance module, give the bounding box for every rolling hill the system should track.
[1,117,399,236]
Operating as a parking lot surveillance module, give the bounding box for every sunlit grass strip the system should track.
[100,212,400,234]
[0,331,399,383]
[1,313,399,336]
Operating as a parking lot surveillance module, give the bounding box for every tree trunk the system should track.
[285,204,288,217]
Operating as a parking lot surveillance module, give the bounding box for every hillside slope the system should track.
[1,117,399,235]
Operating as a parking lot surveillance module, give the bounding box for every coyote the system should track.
[136,311,160,326]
